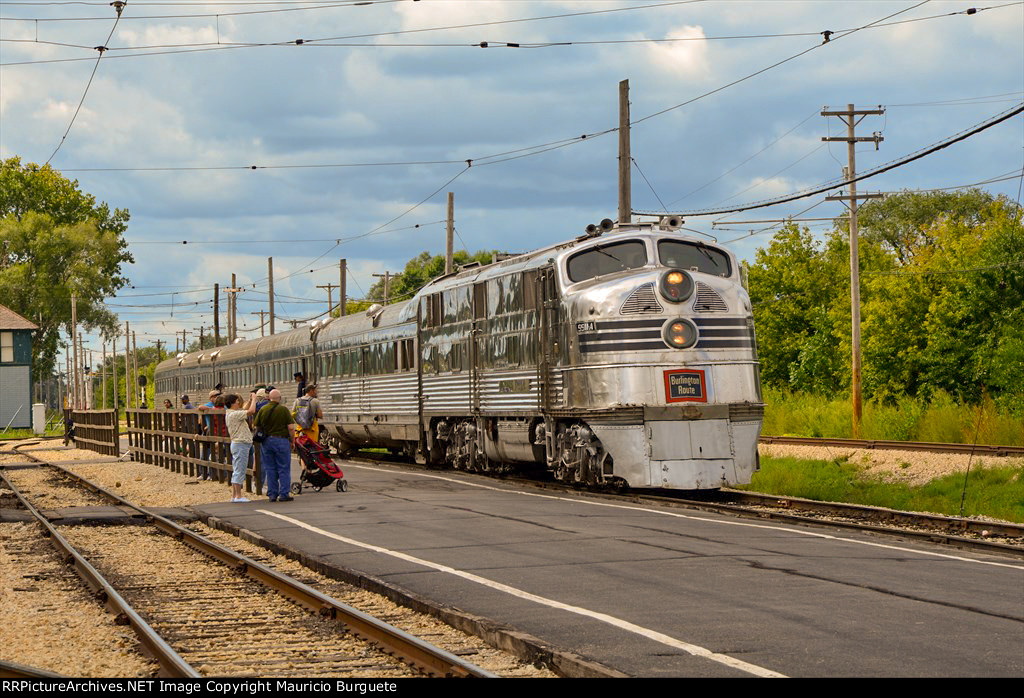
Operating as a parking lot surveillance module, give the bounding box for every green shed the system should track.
[0,304,37,429]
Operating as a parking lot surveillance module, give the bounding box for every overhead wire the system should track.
[629,0,932,127]
[667,110,820,207]
[636,101,1024,218]
[4,2,1016,74]
[44,1,126,164]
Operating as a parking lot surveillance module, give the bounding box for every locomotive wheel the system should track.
[290,482,302,495]
[336,479,348,492]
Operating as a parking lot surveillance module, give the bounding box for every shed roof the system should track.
[0,304,38,331]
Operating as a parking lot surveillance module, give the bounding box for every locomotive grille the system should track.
[692,282,728,313]
[620,283,664,315]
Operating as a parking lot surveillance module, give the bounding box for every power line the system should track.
[14,0,963,200]
[667,111,820,207]
[0,0,403,22]
[637,102,1024,218]
[44,1,126,164]
[630,0,933,127]
[6,1,1017,60]
[123,219,445,245]
[1,0,695,25]
[711,143,827,207]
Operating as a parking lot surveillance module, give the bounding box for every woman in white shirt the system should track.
[224,393,256,503]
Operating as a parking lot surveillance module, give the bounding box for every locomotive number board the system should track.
[663,369,707,403]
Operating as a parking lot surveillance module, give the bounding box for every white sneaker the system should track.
[231,497,250,503]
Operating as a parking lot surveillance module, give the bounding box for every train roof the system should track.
[154,223,728,374]
[415,223,731,295]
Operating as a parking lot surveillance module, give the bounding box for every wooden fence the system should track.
[67,409,119,457]
[124,409,262,495]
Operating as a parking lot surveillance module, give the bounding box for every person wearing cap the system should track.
[292,383,323,443]
[294,372,306,399]
[180,395,195,409]
[253,387,270,414]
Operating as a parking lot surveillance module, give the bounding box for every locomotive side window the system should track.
[566,240,648,282]
[657,240,732,277]
[473,282,486,319]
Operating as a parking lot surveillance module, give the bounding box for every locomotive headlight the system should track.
[662,318,697,349]
[659,268,694,303]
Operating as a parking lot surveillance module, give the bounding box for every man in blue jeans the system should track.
[253,388,295,502]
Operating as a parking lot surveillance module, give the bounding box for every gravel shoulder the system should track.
[0,522,157,677]
[759,443,1024,486]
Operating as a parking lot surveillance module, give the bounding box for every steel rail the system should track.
[0,467,200,678]
[759,435,1024,457]
[633,490,1024,558]
[717,489,1024,539]
[11,445,497,678]
[0,659,65,679]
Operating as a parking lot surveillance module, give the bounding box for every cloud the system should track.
[644,25,710,77]
[116,24,224,49]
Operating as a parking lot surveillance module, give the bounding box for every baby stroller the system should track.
[291,433,348,494]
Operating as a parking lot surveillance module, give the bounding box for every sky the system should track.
[1,0,1022,363]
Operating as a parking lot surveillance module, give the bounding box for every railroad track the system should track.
[759,435,1024,457]
[0,443,497,678]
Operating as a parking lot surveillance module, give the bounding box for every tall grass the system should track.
[744,455,1024,523]
[762,388,1024,446]
[0,427,64,440]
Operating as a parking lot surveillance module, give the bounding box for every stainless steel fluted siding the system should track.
[423,374,472,412]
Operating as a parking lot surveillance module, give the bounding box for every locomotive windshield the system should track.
[567,239,648,282]
[657,240,732,277]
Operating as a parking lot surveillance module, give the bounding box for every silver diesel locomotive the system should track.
[154,220,763,490]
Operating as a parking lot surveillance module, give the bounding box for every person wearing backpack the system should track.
[292,384,323,443]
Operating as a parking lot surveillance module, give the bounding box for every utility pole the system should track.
[231,273,238,342]
[251,310,268,337]
[132,331,139,409]
[339,259,347,317]
[112,334,119,412]
[78,336,85,409]
[316,283,338,316]
[102,342,107,409]
[373,272,396,305]
[268,257,275,335]
[193,326,206,349]
[214,283,220,346]
[445,192,455,275]
[124,321,131,410]
[71,294,79,409]
[821,103,885,439]
[618,78,631,226]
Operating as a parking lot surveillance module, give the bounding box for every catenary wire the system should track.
[44,2,126,164]
[635,102,1024,218]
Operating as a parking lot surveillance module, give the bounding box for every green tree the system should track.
[855,188,995,264]
[747,224,851,389]
[366,249,498,305]
[861,194,1023,403]
[0,157,133,378]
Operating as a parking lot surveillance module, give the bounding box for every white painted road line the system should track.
[257,508,787,678]
[349,463,1024,571]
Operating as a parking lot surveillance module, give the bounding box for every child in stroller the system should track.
[291,433,348,494]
